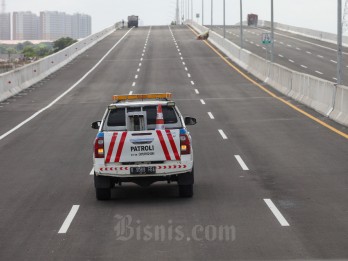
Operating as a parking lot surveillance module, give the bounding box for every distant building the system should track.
[40,11,68,40]
[13,11,39,40]
[40,11,91,40]
[71,13,92,39]
[0,13,11,40]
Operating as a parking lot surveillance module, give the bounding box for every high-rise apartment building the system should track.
[0,12,11,40]
[71,13,92,39]
[12,11,39,40]
[40,11,67,40]
[40,11,92,40]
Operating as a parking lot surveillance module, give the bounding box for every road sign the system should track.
[262,33,272,44]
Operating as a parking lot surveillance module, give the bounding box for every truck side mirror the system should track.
[184,117,197,126]
[91,121,101,129]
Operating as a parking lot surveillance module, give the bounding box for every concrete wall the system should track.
[261,20,348,47]
[0,21,123,102]
[189,21,348,127]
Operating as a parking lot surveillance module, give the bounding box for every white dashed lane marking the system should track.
[132,82,136,87]
[58,205,80,234]
[264,199,290,227]
[187,73,191,78]
[190,81,195,85]
[234,155,249,171]
[218,129,228,140]
[129,91,133,95]
[207,112,215,119]
[301,65,307,68]
[200,99,206,105]
[289,59,294,63]
[194,89,199,94]
[330,60,337,64]
[90,168,94,175]
[315,71,323,75]
[306,51,312,54]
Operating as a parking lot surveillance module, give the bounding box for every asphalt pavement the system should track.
[0,25,348,260]
[208,25,348,85]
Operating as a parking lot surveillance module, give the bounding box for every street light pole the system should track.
[223,0,226,38]
[211,0,213,27]
[271,0,274,62]
[202,0,204,25]
[240,0,243,48]
[337,0,343,85]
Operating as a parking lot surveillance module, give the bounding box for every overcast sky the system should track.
[6,0,346,35]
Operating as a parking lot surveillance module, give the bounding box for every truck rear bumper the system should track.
[94,161,193,178]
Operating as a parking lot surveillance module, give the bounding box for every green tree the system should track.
[22,46,36,59]
[53,37,77,53]
[35,44,51,57]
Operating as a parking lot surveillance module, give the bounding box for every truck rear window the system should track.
[106,106,178,127]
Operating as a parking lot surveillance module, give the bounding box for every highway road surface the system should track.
[0,25,348,260]
[208,25,348,86]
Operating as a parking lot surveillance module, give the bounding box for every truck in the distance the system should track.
[247,14,258,26]
[128,15,139,28]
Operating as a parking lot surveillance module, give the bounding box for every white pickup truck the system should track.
[91,93,197,200]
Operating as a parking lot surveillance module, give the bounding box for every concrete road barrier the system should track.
[188,20,348,127]
[330,85,348,126]
[0,22,123,102]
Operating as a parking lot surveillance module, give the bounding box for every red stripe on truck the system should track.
[166,130,180,160]
[115,132,127,162]
[156,130,171,160]
[105,132,118,163]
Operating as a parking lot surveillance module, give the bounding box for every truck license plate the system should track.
[130,166,156,175]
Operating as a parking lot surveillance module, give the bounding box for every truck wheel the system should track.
[96,188,111,200]
[179,184,193,198]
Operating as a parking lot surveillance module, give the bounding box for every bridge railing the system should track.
[0,21,123,102]
[188,20,348,127]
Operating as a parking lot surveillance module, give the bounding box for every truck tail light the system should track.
[180,134,191,155]
[94,137,104,158]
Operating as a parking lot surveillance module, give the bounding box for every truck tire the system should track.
[96,188,111,200]
[179,184,193,198]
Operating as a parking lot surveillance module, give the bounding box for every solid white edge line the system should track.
[218,129,228,139]
[58,205,80,234]
[200,99,205,105]
[194,89,199,94]
[234,155,249,171]
[207,112,215,119]
[0,28,133,142]
[264,199,290,227]
[90,168,94,175]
